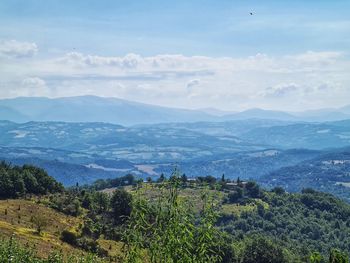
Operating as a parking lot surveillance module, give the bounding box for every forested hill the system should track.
[0,161,63,198]
[260,149,350,202]
[1,163,350,262]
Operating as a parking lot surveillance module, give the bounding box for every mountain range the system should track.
[0,96,350,125]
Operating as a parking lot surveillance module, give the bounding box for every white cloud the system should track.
[57,52,143,68]
[21,77,50,96]
[1,50,350,111]
[0,40,38,58]
[49,51,347,77]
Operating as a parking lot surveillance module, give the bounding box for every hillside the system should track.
[219,187,350,259]
[0,198,84,258]
[1,163,350,262]
[0,198,124,262]
[154,148,321,180]
[260,149,350,201]
[240,120,350,150]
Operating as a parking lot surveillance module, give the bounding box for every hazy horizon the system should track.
[1,94,350,114]
[1,0,350,111]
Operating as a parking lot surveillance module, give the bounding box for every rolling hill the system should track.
[240,120,350,150]
[260,148,350,201]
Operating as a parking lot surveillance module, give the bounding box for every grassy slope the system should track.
[0,198,85,258]
[130,183,271,220]
[0,198,124,261]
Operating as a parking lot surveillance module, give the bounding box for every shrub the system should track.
[61,230,78,246]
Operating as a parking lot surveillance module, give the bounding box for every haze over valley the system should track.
[1,96,350,202]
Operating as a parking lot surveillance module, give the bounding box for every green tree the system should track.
[241,236,288,263]
[157,173,165,183]
[0,169,13,198]
[111,189,132,224]
[31,215,48,235]
[329,249,349,263]
[310,252,323,263]
[181,173,188,184]
[94,192,109,213]
[221,174,225,182]
[227,188,243,203]
[10,171,26,197]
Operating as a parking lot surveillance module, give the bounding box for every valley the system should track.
[1,117,350,202]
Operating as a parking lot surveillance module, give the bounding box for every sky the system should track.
[0,0,350,111]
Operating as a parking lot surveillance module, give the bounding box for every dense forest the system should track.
[0,161,63,198]
[0,162,350,262]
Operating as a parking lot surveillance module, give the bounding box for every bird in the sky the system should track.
[250,12,253,15]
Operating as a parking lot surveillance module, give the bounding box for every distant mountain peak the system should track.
[0,96,349,125]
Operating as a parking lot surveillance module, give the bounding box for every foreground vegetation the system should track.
[0,162,350,262]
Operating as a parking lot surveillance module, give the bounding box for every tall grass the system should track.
[123,171,224,263]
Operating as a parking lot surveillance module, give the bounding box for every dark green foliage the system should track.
[89,174,136,191]
[272,186,286,195]
[0,161,63,198]
[94,191,109,213]
[49,193,82,216]
[219,188,350,260]
[197,175,217,184]
[110,189,132,224]
[181,173,188,183]
[157,173,165,183]
[245,181,262,198]
[227,188,243,203]
[240,235,289,263]
[329,249,349,263]
[60,226,107,256]
[61,230,78,246]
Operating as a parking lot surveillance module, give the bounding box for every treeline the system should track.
[86,173,136,190]
[0,161,63,198]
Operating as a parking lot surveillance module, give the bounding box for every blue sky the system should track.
[1,0,350,111]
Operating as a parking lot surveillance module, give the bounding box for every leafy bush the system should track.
[110,189,132,224]
[61,230,78,246]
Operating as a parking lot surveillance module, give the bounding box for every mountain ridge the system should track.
[0,95,350,125]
